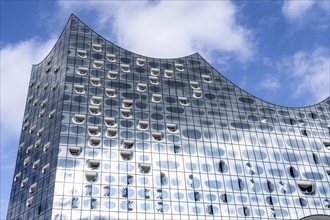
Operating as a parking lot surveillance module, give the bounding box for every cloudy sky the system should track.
[0,0,329,218]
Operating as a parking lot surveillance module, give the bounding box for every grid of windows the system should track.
[7,15,330,220]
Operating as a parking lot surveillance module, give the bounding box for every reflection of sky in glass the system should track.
[6,15,330,220]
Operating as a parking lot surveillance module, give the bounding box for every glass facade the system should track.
[7,15,330,220]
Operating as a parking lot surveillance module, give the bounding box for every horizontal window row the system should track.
[29,194,330,214]
[71,96,192,112]
[22,109,56,126]
[19,141,51,153]
[81,132,167,148]
[76,49,185,73]
[83,165,151,182]
[28,69,60,88]
[67,195,284,216]
[67,144,182,158]
[27,82,58,97]
[14,163,50,185]
[76,70,211,85]
[75,66,212,83]
[83,124,179,137]
[74,87,203,103]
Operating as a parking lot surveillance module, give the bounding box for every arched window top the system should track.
[106,53,116,62]
[139,163,151,174]
[136,58,146,66]
[166,123,178,133]
[89,106,101,115]
[178,97,189,106]
[175,63,184,71]
[32,160,40,169]
[190,81,200,89]
[14,172,21,182]
[89,137,101,147]
[92,60,103,69]
[85,171,98,182]
[193,90,202,98]
[90,77,101,86]
[164,70,173,78]
[121,109,132,118]
[106,128,117,138]
[202,74,212,83]
[149,76,159,85]
[121,150,134,161]
[69,146,82,157]
[88,160,100,170]
[137,121,149,130]
[137,83,147,92]
[122,99,133,109]
[77,67,88,75]
[91,96,102,105]
[74,84,85,94]
[107,71,118,79]
[26,196,34,207]
[72,114,85,124]
[121,64,130,72]
[105,117,117,127]
[152,94,162,103]
[297,180,315,195]
[41,163,50,174]
[122,140,134,150]
[150,68,160,76]
[21,178,28,188]
[77,49,87,58]
[88,126,100,136]
[105,88,116,97]
[152,132,164,142]
[29,183,37,193]
[92,44,102,52]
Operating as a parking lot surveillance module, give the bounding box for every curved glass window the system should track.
[107,71,118,79]
[218,160,228,173]
[121,64,130,72]
[77,67,88,75]
[202,74,212,83]
[77,49,87,58]
[92,60,103,69]
[136,58,146,66]
[288,166,299,178]
[92,44,102,52]
[164,70,173,78]
[106,53,116,62]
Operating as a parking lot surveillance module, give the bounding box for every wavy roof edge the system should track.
[32,14,330,109]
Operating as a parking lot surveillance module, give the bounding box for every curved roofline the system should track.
[198,53,330,109]
[31,14,330,108]
[32,13,198,65]
[32,14,75,67]
[300,215,330,220]
[73,14,199,60]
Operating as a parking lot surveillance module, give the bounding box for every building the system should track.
[6,14,330,220]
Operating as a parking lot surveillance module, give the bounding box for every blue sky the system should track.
[0,0,329,218]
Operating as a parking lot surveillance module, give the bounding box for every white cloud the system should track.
[1,38,55,219]
[0,38,56,145]
[58,1,254,61]
[259,74,281,90]
[282,0,315,20]
[279,47,330,103]
[282,0,329,21]
[258,47,329,105]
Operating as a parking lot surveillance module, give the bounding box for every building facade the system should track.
[7,15,330,220]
